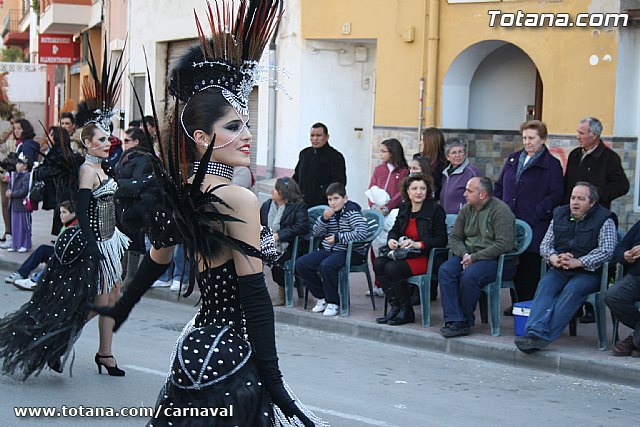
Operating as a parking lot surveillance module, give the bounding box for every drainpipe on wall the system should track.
[425,0,440,128]
[29,4,38,64]
[266,1,284,179]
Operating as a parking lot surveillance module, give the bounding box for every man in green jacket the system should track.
[439,176,516,338]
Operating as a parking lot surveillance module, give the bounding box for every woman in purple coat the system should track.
[494,120,564,312]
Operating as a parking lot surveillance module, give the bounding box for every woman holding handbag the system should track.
[373,173,447,326]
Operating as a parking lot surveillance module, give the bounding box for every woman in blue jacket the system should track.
[494,120,564,312]
[14,119,40,166]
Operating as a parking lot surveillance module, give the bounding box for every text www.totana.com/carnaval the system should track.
[13,404,234,418]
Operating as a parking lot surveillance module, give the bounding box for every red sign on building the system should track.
[38,34,80,65]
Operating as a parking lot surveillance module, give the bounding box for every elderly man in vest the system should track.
[515,182,616,353]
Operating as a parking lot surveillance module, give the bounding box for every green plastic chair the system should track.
[337,209,385,316]
[283,235,300,308]
[480,219,532,336]
[285,205,327,308]
[403,213,457,327]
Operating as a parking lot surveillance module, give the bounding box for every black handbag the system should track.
[378,245,392,257]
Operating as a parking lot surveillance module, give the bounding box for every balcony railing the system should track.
[2,10,23,38]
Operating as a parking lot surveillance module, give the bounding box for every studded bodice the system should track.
[88,178,118,241]
[195,259,248,339]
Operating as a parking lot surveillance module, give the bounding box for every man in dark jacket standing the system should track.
[292,123,346,207]
[564,116,629,323]
[564,117,629,209]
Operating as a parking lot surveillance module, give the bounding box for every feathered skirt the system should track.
[0,247,100,380]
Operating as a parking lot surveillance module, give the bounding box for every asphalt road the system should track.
[0,277,638,426]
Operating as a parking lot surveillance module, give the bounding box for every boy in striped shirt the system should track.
[296,182,368,316]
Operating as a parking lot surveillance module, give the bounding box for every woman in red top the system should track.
[368,138,409,214]
[368,138,410,296]
[373,174,447,325]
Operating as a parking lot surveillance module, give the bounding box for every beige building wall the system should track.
[301,0,623,135]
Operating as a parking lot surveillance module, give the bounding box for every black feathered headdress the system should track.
[168,0,282,115]
[76,38,126,133]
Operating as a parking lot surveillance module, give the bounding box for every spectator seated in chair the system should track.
[5,200,77,291]
[260,177,310,306]
[605,220,640,357]
[515,182,615,353]
[438,177,516,338]
[295,182,368,317]
[373,173,447,326]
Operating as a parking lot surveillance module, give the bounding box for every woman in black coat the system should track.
[33,127,78,235]
[260,177,310,305]
[114,127,156,289]
[373,173,447,325]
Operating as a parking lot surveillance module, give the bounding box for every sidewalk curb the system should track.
[271,309,640,387]
[140,289,640,387]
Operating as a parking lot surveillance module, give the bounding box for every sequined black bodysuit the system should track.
[148,260,274,427]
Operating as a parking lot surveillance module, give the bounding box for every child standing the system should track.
[295,182,369,316]
[5,153,32,253]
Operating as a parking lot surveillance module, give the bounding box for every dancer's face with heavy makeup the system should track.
[84,127,111,158]
[194,106,252,168]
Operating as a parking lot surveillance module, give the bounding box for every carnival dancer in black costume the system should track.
[0,40,129,379]
[93,1,326,425]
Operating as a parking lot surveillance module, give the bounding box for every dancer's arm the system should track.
[220,186,314,426]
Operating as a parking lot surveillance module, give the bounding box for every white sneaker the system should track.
[152,279,171,288]
[4,272,24,284]
[0,235,12,249]
[323,303,339,317]
[6,247,16,252]
[17,247,28,253]
[366,287,385,297]
[311,298,327,313]
[13,278,37,291]
[170,280,182,292]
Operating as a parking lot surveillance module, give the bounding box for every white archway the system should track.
[442,40,539,130]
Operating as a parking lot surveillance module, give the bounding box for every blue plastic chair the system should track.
[285,205,327,308]
[338,209,385,316]
[480,219,532,336]
[404,213,457,327]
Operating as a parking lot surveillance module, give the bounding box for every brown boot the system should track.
[273,286,285,306]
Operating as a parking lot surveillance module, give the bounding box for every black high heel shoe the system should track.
[94,354,125,377]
